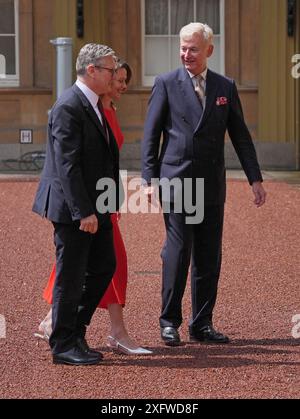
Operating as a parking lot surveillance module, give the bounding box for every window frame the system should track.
[0,0,19,87]
[141,0,225,86]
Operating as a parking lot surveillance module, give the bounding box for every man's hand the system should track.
[252,181,266,208]
[79,214,98,234]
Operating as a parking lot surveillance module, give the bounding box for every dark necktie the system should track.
[97,99,109,145]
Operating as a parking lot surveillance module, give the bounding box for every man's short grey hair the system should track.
[180,22,213,44]
[76,43,116,75]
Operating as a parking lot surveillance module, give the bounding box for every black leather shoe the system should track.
[76,337,103,359]
[53,345,102,365]
[189,326,229,344]
[161,327,181,346]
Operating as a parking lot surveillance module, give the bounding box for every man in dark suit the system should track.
[142,23,266,346]
[33,44,121,365]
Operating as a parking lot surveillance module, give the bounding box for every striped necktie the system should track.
[194,75,205,108]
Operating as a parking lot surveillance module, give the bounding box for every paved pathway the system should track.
[0,178,299,399]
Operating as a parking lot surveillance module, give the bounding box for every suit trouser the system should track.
[50,216,116,355]
[160,204,224,331]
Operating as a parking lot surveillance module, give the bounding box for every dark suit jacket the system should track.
[33,84,120,223]
[142,67,263,204]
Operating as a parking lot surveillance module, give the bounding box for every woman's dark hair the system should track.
[117,59,132,85]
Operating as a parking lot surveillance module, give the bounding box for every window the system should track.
[0,0,19,86]
[142,0,224,86]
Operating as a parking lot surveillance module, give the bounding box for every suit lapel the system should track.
[195,69,219,131]
[72,84,109,144]
[177,68,203,129]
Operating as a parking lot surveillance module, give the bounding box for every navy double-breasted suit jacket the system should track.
[33,84,120,224]
[142,67,263,205]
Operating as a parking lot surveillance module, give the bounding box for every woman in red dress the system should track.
[35,61,151,355]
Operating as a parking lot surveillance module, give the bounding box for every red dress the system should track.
[43,107,128,309]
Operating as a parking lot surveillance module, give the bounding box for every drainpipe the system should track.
[50,37,73,100]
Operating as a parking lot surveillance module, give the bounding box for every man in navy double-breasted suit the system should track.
[142,23,266,346]
[33,44,120,365]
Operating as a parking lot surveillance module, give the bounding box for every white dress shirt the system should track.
[75,79,104,125]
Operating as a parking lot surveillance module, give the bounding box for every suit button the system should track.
[212,138,216,142]
[212,159,216,164]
